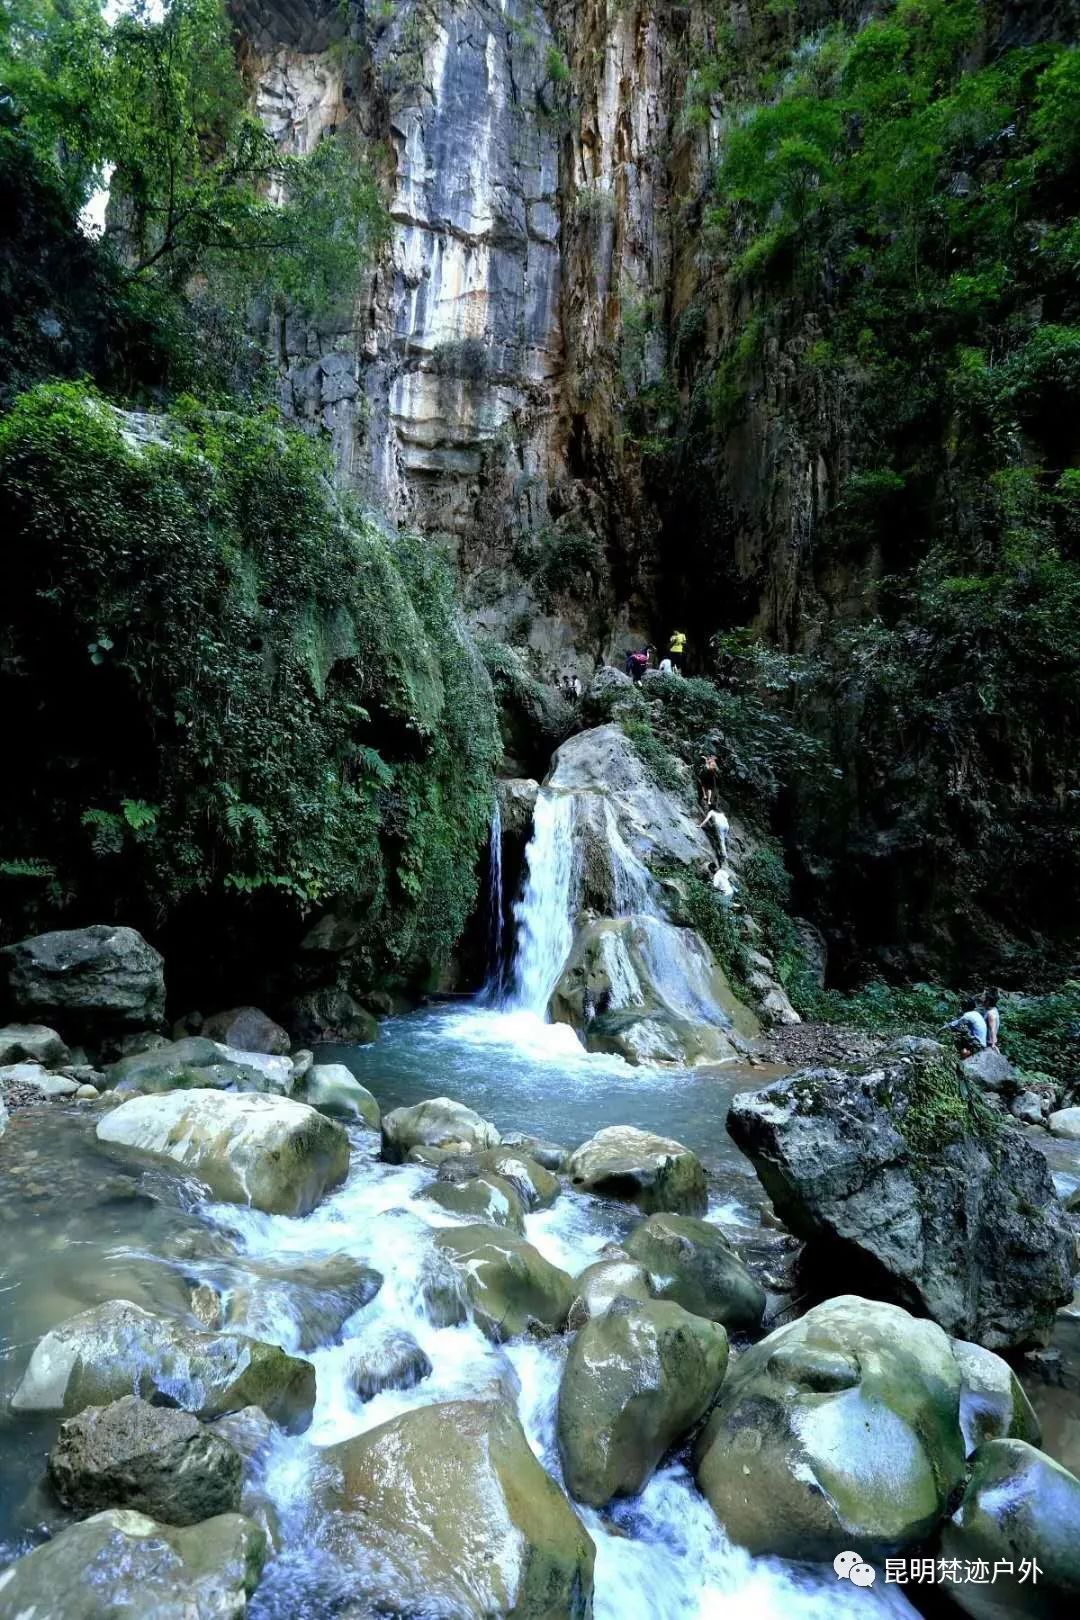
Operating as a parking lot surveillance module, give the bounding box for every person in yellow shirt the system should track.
[668,629,687,672]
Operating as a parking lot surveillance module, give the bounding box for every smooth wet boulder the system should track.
[47,1395,243,1524]
[424,1172,526,1232]
[558,1298,729,1508]
[1,925,165,1036]
[694,1294,966,1559]
[0,1059,78,1097]
[381,1096,501,1162]
[624,1214,766,1332]
[728,1056,1075,1349]
[952,1337,1042,1455]
[319,1399,594,1619]
[346,1330,432,1401]
[220,1253,382,1352]
[296,1062,380,1127]
[105,1037,291,1097]
[10,1299,316,1431]
[940,1439,1080,1619]
[199,1006,290,1055]
[566,1125,707,1216]
[435,1225,574,1341]
[1049,1106,1080,1141]
[0,1022,69,1066]
[475,1147,560,1209]
[96,1088,349,1215]
[0,1508,265,1619]
[567,1258,654,1329]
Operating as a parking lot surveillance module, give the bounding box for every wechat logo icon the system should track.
[834,1550,877,1587]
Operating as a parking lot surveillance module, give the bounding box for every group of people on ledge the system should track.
[625,629,687,682]
[943,990,1002,1056]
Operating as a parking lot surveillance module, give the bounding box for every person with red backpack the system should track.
[625,645,651,683]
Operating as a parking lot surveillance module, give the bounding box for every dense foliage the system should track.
[1,0,385,310]
[0,382,498,988]
[660,0,1080,984]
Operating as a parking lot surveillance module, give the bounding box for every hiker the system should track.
[626,645,650,683]
[658,656,673,675]
[983,987,1001,1050]
[699,752,720,810]
[668,629,687,672]
[701,806,729,862]
[712,863,735,899]
[943,996,988,1057]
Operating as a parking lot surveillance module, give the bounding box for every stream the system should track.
[0,1001,920,1618]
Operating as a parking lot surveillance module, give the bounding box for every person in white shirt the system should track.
[700,807,730,863]
[943,997,987,1054]
[983,988,1000,1049]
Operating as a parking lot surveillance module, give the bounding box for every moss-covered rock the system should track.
[105,1037,290,1097]
[295,1063,380,1128]
[11,1299,316,1431]
[567,1258,654,1330]
[0,1508,266,1620]
[381,1096,501,1163]
[694,1294,966,1559]
[558,1298,729,1508]
[940,1440,1080,1619]
[566,1126,707,1216]
[434,1226,574,1341]
[624,1214,766,1332]
[423,1172,526,1233]
[318,1399,594,1618]
[96,1088,349,1215]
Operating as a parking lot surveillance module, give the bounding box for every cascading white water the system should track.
[505,789,579,1017]
[480,799,504,999]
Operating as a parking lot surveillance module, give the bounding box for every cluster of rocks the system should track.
[3,1020,1080,1617]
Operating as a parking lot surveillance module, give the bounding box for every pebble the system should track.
[74,1084,100,1100]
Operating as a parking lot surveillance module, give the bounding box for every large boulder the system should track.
[434,1226,574,1341]
[624,1214,766,1332]
[0,925,165,1035]
[951,1337,1041,1455]
[567,1258,654,1330]
[1049,1106,1080,1141]
[728,1055,1075,1349]
[318,1400,594,1619]
[47,1396,243,1525]
[10,1299,316,1431]
[474,1147,560,1209]
[940,1439,1080,1619]
[220,1253,382,1352]
[287,987,378,1046]
[105,1037,292,1097]
[423,1172,526,1233]
[346,1330,432,1402]
[199,1007,290,1055]
[381,1096,501,1163]
[565,1126,707,1216]
[295,1063,380,1127]
[694,1295,967,1559]
[963,1047,1019,1093]
[0,1023,69,1066]
[557,1298,729,1508]
[0,1508,265,1619]
[96,1089,349,1216]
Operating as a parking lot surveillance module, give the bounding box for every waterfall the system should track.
[505,790,579,1017]
[480,800,504,1000]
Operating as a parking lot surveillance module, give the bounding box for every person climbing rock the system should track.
[983,987,1001,1049]
[626,645,650,683]
[700,806,729,862]
[699,753,720,810]
[668,629,687,672]
[943,996,988,1056]
[711,863,735,899]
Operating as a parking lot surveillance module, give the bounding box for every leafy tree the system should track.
[1,0,386,310]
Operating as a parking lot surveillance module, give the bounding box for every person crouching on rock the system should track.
[943,996,988,1058]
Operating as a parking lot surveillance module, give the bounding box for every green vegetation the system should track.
[896,1054,1001,1161]
[0,383,498,983]
[663,0,1080,983]
[2,0,385,309]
